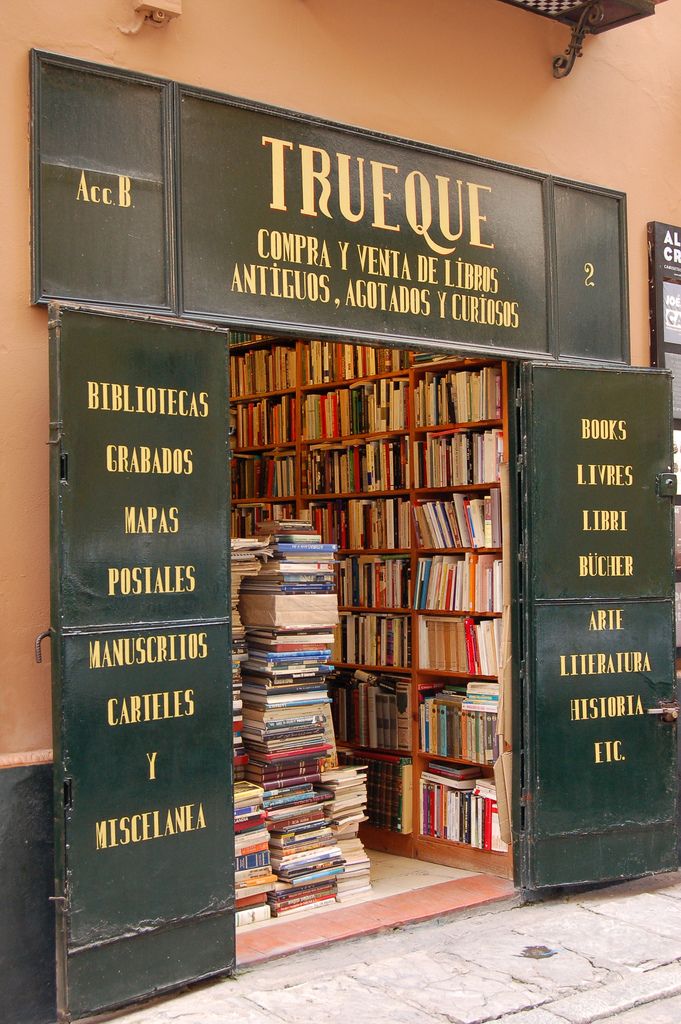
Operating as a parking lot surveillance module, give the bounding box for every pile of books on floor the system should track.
[234,781,276,926]
[316,765,371,901]
[231,537,269,781]
[266,783,342,917]
[239,517,344,917]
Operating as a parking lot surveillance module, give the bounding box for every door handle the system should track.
[647,699,680,723]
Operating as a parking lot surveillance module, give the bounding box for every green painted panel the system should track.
[66,911,233,1020]
[528,366,673,601]
[53,310,229,627]
[59,625,233,949]
[529,825,678,890]
[34,55,173,309]
[555,185,627,362]
[533,601,676,835]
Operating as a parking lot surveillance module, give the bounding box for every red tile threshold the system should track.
[237,874,515,967]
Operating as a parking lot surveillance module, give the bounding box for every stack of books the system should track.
[231,538,269,780]
[239,518,344,916]
[315,766,371,901]
[234,781,276,926]
[266,783,343,917]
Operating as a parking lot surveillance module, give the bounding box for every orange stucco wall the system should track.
[1,0,680,757]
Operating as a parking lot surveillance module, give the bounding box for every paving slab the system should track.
[571,892,681,941]
[502,903,681,971]
[104,987,280,1024]
[541,962,681,1024]
[248,974,440,1024]
[345,949,550,1024]
[493,1011,571,1024]
[597,992,681,1023]
[435,927,611,995]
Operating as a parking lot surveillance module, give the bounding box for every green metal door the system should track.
[518,364,678,890]
[49,308,234,1019]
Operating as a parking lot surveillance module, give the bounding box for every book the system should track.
[235,904,272,927]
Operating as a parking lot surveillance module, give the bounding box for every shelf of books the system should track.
[229,334,513,883]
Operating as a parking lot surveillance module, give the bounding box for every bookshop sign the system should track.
[32,51,628,364]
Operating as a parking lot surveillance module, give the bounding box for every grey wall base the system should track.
[0,763,56,1024]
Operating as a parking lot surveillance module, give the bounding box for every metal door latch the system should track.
[656,473,677,497]
[647,699,680,723]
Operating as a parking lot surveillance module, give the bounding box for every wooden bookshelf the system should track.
[229,333,512,876]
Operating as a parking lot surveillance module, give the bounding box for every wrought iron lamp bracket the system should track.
[553,2,606,78]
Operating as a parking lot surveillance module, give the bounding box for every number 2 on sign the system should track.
[584,262,595,287]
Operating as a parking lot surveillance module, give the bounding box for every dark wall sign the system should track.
[32,55,175,310]
[32,51,629,365]
[519,365,677,889]
[554,184,627,363]
[179,90,549,356]
[649,221,681,417]
[50,309,233,1019]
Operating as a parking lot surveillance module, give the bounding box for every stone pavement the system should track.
[105,870,681,1024]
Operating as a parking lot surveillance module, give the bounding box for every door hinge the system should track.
[47,420,63,446]
[515,387,522,408]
